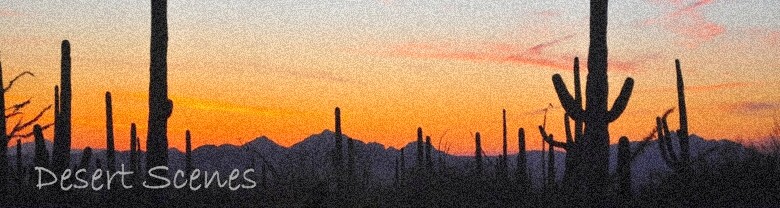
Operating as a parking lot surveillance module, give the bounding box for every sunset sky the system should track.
[0,0,778,155]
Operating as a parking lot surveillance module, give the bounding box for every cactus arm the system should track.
[607,78,635,123]
[552,74,584,121]
[539,125,567,149]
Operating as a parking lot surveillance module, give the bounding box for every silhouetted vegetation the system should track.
[1,0,777,207]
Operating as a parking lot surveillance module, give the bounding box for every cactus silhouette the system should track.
[33,125,49,169]
[657,60,691,173]
[399,147,405,181]
[52,40,73,174]
[147,0,174,182]
[185,130,193,175]
[105,92,116,172]
[78,147,93,171]
[416,127,423,169]
[499,109,508,180]
[614,129,655,200]
[474,132,483,176]
[0,57,7,191]
[129,123,139,176]
[539,127,557,189]
[333,107,343,171]
[425,135,432,172]
[348,128,355,178]
[549,0,634,202]
[516,128,529,190]
[15,139,22,183]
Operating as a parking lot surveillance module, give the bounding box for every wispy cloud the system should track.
[276,69,353,83]
[686,81,751,92]
[0,8,22,17]
[644,0,725,48]
[380,36,656,73]
[727,101,779,114]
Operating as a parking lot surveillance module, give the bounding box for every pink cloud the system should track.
[0,8,22,17]
[726,101,779,114]
[644,0,725,48]
[766,31,780,47]
[686,82,751,92]
[381,36,652,73]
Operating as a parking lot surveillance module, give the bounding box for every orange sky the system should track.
[1,0,779,155]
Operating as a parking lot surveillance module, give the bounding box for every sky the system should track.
[0,0,778,155]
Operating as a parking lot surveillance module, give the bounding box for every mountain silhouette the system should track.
[8,131,743,190]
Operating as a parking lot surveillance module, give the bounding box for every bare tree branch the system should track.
[8,105,51,139]
[5,99,31,113]
[4,71,34,93]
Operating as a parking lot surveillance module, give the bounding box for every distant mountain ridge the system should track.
[8,130,744,188]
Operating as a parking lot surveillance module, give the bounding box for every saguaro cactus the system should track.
[105,92,116,172]
[185,130,193,175]
[78,147,93,171]
[516,128,529,189]
[147,0,174,181]
[33,125,49,168]
[347,130,355,178]
[416,127,423,169]
[474,132,483,176]
[500,109,508,180]
[399,147,405,180]
[15,139,22,182]
[657,107,688,173]
[550,0,634,201]
[539,129,557,188]
[333,107,343,170]
[616,133,654,200]
[52,40,73,174]
[425,135,432,171]
[130,123,139,175]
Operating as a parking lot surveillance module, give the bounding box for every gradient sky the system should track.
[0,0,778,155]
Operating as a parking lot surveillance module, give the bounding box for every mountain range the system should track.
[8,130,745,188]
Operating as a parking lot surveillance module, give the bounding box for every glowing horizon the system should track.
[1,0,779,156]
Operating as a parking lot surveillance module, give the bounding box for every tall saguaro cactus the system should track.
[105,92,116,172]
[147,0,174,181]
[129,123,139,182]
[333,107,343,171]
[550,0,634,201]
[52,40,73,174]
[474,132,483,176]
[674,59,690,168]
[516,128,529,189]
[0,57,7,191]
[425,136,432,172]
[15,139,22,183]
[500,109,508,180]
[185,130,193,175]
[416,127,423,169]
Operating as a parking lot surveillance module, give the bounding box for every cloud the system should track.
[643,0,725,48]
[381,36,655,73]
[0,9,22,17]
[686,81,751,92]
[766,31,780,47]
[727,101,779,114]
[276,69,354,83]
